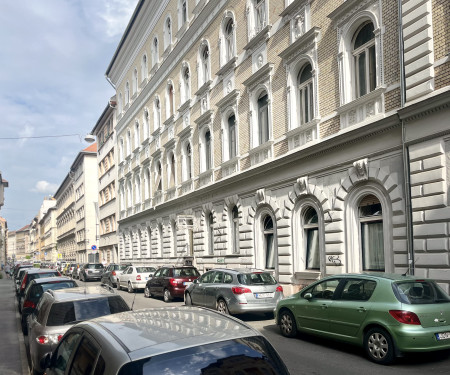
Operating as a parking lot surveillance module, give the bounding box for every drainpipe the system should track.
[398,0,414,275]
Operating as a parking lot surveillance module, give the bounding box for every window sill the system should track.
[216,56,237,77]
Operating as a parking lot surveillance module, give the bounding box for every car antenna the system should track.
[402,256,419,276]
[130,289,137,311]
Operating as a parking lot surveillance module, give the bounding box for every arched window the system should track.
[156,161,162,192]
[171,220,177,257]
[146,226,152,257]
[167,83,174,117]
[158,224,164,257]
[125,82,130,104]
[154,97,161,129]
[257,92,269,145]
[207,212,214,255]
[263,214,275,269]
[204,130,212,171]
[297,64,314,125]
[119,184,125,211]
[181,0,187,25]
[225,18,235,62]
[352,22,376,98]
[126,180,132,208]
[152,37,159,67]
[303,207,319,270]
[132,69,138,95]
[143,109,149,139]
[141,54,148,81]
[184,143,192,181]
[231,206,239,254]
[144,168,150,201]
[134,122,140,150]
[168,152,176,188]
[183,67,190,102]
[165,17,172,49]
[359,194,384,271]
[119,138,124,162]
[126,130,131,155]
[254,0,266,33]
[134,175,141,204]
[201,44,210,85]
[228,114,237,160]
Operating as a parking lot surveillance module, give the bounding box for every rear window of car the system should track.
[46,296,130,326]
[119,336,289,375]
[238,272,277,285]
[136,267,155,273]
[85,264,104,269]
[393,281,450,304]
[173,268,200,277]
[31,282,77,299]
[33,272,59,280]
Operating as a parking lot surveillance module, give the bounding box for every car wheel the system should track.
[216,299,229,314]
[128,282,134,293]
[163,289,172,303]
[279,310,297,338]
[364,327,395,365]
[185,292,192,305]
[144,286,151,298]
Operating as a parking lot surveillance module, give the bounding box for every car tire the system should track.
[185,293,192,306]
[216,299,229,314]
[279,310,297,338]
[163,289,172,303]
[128,282,134,293]
[364,327,395,365]
[144,286,151,298]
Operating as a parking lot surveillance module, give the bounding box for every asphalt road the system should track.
[22,279,450,375]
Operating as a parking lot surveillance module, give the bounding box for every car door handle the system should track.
[358,307,366,312]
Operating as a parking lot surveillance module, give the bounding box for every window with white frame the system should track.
[249,0,267,38]
[182,66,190,103]
[134,175,141,204]
[158,223,164,257]
[201,129,212,172]
[168,152,176,188]
[179,0,188,27]
[125,82,130,104]
[126,130,131,156]
[183,142,192,181]
[144,168,151,200]
[224,113,237,161]
[152,37,159,67]
[164,17,172,50]
[155,161,162,192]
[200,43,210,86]
[132,69,138,96]
[257,92,269,145]
[141,54,148,81]
[262,214,275,269]
[352,22,376,99]
[297,64,314,125]
[171,220,177,256]
[224,17,235,63]
[154,97,161,129]
[207,212,214,255]
[167,82,175,118]
[119,138,124,162]
[143,109,149,139]
[127,180,132,208]
[303,206,319,270]
[146,226,152,257]
[134,122,140,150]
[231,206,239,254]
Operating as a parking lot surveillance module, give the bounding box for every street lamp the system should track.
[84,134,95,143]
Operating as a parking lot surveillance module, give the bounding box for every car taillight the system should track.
[112,271,116,276]
[136,275,141,281]
[23,300,36,309]
[232,287,252,294]
[37,334,64,345]
[169,278,178,286]
[21,275,27,290]
[276,286,283,292]
[389,310,421,325]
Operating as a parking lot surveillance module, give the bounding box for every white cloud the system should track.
[32,181,59,194]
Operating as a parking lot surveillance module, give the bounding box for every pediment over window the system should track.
[328,0,378,26]
[216,57,237,78]
[243,63,273,91]
[279,27,320,64]
[178,124,192,141]
[194,109,214,126]
[244,24,271,52]
[216,89,240,112]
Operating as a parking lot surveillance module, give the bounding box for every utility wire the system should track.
[0,134,81,140]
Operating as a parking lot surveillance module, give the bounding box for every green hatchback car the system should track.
[275,273,450,365]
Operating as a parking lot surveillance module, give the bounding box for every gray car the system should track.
[27,285,130,375]
[185,268,284,315]
[100,263,131,287]
[41,306,290,375]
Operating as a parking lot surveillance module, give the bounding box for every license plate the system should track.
[436,332,450,340]
[255,293,274,299]
[183,282,192,286]
[145,277,148,280]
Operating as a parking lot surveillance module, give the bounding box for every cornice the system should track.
[178,125,193,141]
[243,25,271,52]
[243,63,273,89]
[216,57,238,77]
[216,89,240,110]
[328,0,377,25]
[279,27,320,61]
[194,109,214,126]
[280,0,312,18]
[398,90,450,123]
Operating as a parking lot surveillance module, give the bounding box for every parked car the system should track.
[15,267,33,295]
[13,263,33,279]
[100,263,131,287]
[64,263,77,277]
[70,264,81,279]
[117,266,156,293]
[275,273,450,365]
[145,265,200,302]
[27,285,130,375]
[185,268,284,315]
[61,263,70,276]
[17,268,61,311]
[40,306,290,375]
[78,263,104,282]
[21,276,78,334]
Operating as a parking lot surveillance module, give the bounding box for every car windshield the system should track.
[393,281,450,304]
[173,268,200,277]
[46,296,130,326]
[118,336,289,375]
[118,265,129,271]
[86,264,103,269]
[136,267,155,273]
[238,272,277,285]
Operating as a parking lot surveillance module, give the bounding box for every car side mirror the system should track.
[40,352,52,370]
[193,279,198,284]
[304,293,312,300]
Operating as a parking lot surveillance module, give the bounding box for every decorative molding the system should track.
[216,89,240,112]
[279,27,320,63]
[353,158,368,179]
[194,109,214,126]
[243,24,271,52]
[216,56,237,77]
[295,176,308,192]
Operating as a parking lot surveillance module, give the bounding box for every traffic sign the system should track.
[91,245,97,250]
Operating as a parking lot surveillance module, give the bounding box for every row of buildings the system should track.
[5,0,450,294]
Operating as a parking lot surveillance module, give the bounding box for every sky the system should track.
[0,0,138,231]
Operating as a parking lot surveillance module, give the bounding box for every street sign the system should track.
[91,245,97,250]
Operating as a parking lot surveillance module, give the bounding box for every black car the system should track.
[20,276,78,334]
[79,263,105,281]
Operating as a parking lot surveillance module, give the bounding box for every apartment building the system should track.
[91,101,119,264]
[15,225,30,261]
[6,230,16,261]
[106,0,450,293]
[0,217,7,266]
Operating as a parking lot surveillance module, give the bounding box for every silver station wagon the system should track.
[185,268,284,315]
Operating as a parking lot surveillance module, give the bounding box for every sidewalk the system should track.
[0,271,29,375]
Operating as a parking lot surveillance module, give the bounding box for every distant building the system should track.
[0,171,8,210]
[15,225,30,261]
[6,230,16,261]
[0,217,7,266]
[106,0,450,293]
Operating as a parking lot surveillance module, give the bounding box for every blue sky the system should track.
[0,0,138,231]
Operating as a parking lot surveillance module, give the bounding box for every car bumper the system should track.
[132,281,147,289]
[391,325,450,352]
[84,274,102,280]
[228,302,279,315]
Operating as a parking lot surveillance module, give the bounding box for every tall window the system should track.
[181,0,187,25]
[183,67,190,102]
[201,44,210,85]
[152,37,159,67]
[169,153,176,187]
[167,83,174,117]
[257,92,269,145]
[165,18,172,49]
[134,175,141,204]
[158,224,164,257]
[134,122,140,150]
[184,143,192,180]
[231,206,239,254]
[254,0,266,33]
[263,215,275,269]
[141,54,148,81]
[143,109,149,139]
[171,220,177,257]
[125,82,130,104]
[303,207,319,270]
[126,130,131,155]
[204,130,212,171]
[207,212,214,255]
[132,69,138,95]
[119,138,124,162]
[127,181,132,208]
[353,22,376,99]
[297,64,314,125]
[359,194,384,271]
[156,161,162,192]
[228,114,237,159]
[154,98,161,129]
[225,18,235,62]
[120,185,125,211]
[144,168,150,200]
